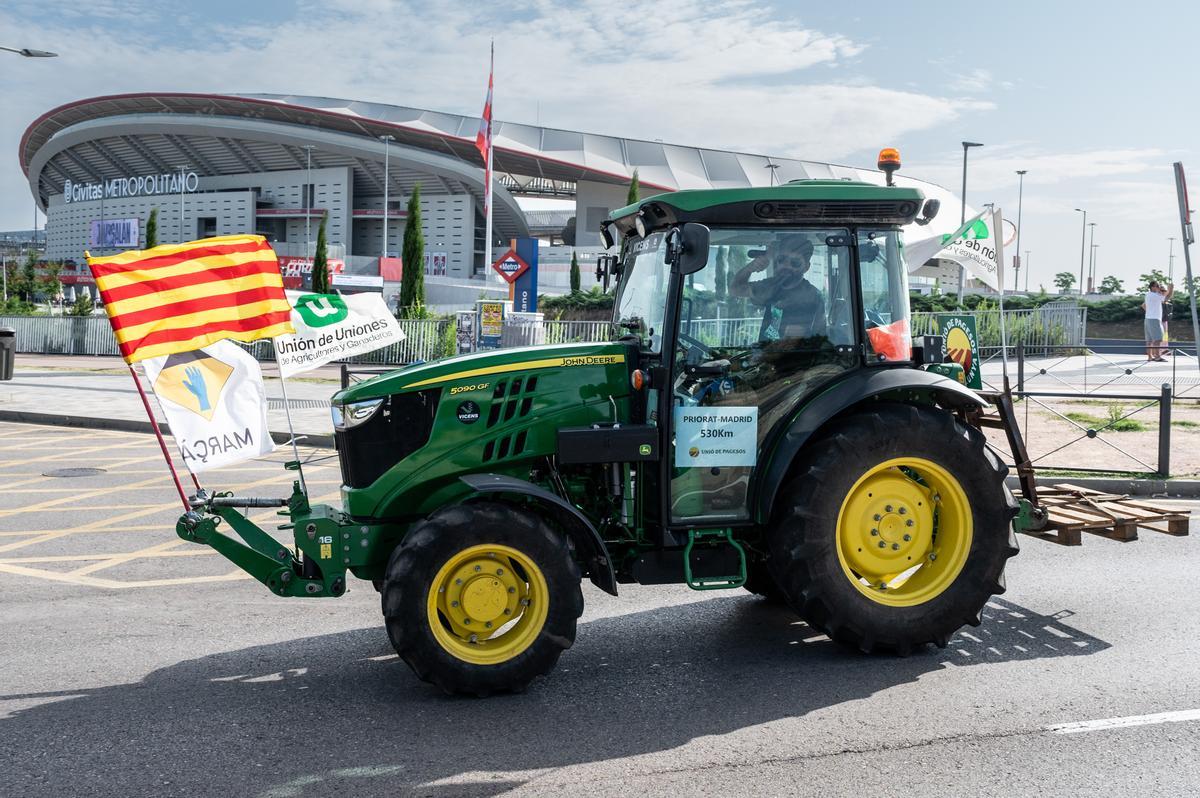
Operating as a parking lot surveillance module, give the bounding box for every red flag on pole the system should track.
[477,41,495,276]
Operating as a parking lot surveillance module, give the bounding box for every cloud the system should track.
[0,0,1004,228]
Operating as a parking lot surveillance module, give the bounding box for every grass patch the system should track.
[1061,410,1147,432]
[1172,419,1200,428]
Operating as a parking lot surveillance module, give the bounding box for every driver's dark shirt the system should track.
[746,273,826,339]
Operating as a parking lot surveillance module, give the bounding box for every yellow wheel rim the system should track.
[426,543,549,665]
[835,457,972,607]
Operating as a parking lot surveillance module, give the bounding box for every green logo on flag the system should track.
[295,294,348,327]
[941,218,990,245]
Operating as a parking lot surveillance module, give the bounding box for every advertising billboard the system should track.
[89,218,140,248]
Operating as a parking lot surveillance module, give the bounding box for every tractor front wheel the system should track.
[768,404,1018,655]
[381,501,583,695]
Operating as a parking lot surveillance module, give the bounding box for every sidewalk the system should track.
[0,354,350,447]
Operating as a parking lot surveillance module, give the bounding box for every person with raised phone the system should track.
[1143,279,1173,362]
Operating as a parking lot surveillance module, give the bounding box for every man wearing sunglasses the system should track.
[729,234,827,341]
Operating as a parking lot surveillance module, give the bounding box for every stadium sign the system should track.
[64,171,200,204]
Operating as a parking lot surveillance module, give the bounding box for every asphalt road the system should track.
[1,420,1199,797]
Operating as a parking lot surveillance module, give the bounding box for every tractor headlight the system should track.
[331,398,384,431]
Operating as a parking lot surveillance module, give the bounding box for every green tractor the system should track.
[179,168,1022,695]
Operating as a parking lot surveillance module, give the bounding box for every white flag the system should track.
[273,291,406,378]
[904,209,1001,290]
[142,339,276,474]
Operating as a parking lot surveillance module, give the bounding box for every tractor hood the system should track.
[334,341,632,403]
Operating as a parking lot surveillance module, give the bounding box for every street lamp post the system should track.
[1086,221,1097,293]
[957,141,984,301]
[178,165,190,243]
[1168,236,1176,283]
[1015,169,1027,293]
[380,135,394,259]
[1074,208,1087,296]
[303,145,314,258]
[0,46,57,57]
[1025,251,1031,291]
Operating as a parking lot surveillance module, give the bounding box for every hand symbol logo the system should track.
[182,365,211,412]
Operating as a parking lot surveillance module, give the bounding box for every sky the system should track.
[1,0,1197,293]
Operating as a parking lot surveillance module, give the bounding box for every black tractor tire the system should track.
[381,501,583,696]
[767,403,1019,655]
[743,559,787,604]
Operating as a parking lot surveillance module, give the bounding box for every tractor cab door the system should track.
[667,227,859,525]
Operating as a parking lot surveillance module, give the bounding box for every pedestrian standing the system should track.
[1143,280,1173,362]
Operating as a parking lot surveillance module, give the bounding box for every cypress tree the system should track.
[145,208,158,248]
[626,169,640,206]
[311,214,329,293]
[400,184,425,313]
[569,250,581,292]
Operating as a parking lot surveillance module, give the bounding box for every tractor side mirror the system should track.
[915,198,940,226]
[599,222,616,250]
[595,254,617,291]
[667,223,710,275]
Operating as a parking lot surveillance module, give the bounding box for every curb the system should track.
[1005,475,1200,498]
[0,409,335,449]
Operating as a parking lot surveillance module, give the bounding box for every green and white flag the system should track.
[905,209,1001,290]
[273,291,406,377]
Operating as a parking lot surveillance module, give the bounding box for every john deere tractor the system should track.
[179,159,1021,695]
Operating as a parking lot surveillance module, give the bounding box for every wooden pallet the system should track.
[1017,483,1191,546]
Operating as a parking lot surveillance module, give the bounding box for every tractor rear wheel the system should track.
[381,501,583,696]
[767,404,1018,655]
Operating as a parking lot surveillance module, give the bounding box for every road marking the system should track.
[0,549,216,564]
[1046,708,1200,734]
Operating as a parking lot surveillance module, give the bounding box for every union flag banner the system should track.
[86,234,294,364]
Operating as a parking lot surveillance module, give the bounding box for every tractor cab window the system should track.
[858,229,912,363]
[669,227,858,523]
[614,232,671,354]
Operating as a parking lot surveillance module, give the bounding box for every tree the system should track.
[715,246,728,299]
[145,208,158,248]
[1098,275,1124,295]
[1139,269,1167,292]
[626,169,640,206]
[569,250,581,292]
[1053,271,1076,292]
[400,184,425,313]
[68,290,95,316]
[560,216,576,246]
[310,214,330,293]
[18,250,37,302]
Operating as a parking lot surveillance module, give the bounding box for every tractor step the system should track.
[1016,483,1190,546]
[683,529,747,590]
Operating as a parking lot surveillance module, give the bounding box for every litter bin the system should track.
[0,326,14,380]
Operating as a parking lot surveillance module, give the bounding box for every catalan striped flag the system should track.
[86,234,294,364]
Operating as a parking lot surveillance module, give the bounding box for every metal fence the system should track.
[1,304,1090,365]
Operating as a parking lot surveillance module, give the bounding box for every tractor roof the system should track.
[607,179,927,235]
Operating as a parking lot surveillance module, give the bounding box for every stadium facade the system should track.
[20,92,962,301]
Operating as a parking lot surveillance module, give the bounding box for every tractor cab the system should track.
[603,175,941,528]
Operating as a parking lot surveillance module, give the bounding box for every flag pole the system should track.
[128,363,192,510]
[271,351,308,496]
[484,40,494,283]
[991,205,1011,390]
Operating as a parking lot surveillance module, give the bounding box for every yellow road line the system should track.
[70,539,189,576]
[0,561,251,589]
[0,549,216,564]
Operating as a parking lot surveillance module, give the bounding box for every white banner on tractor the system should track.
[273,291,406,378]
[905,209,1002,290]
[141,339,276,473]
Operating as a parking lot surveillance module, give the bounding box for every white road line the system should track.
[1046,708,1200,735]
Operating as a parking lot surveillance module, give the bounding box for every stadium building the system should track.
[20,92,961,304]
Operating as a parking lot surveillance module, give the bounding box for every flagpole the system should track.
[271,351,308,496]
[991,205,1011,391]
[128,364,192,510]
[484,40,494,283]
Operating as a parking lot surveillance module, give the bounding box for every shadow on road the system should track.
[0,595,1107,797]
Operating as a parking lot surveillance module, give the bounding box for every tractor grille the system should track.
[753,200,918,222]
[336,389,440,489]
[481,377,538,463]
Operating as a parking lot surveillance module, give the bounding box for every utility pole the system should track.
[1086,221,1097,293]
[1025,251,1031,292]
[1168,236,1176,283]
[1090,244,1099,291]
[1074,208,1087,296]
[380,135,394,259]
[303,145,314,258]
[1015,170,1027,294]
[958,141,984,302]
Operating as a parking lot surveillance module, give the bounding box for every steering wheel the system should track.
[678,330,715,361]
[864,307,888,328]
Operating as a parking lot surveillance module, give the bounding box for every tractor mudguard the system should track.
[458,473,618,596]
[754,368,985,524]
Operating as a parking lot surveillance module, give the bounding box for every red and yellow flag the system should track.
[86,234,294,364]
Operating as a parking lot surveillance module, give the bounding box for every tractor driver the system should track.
[729,234,827,342]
